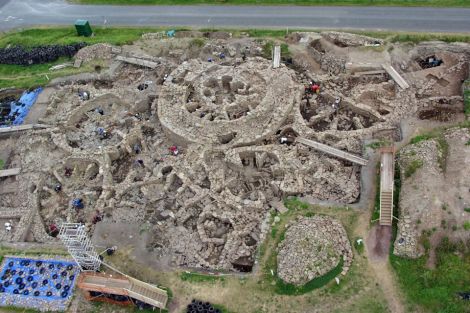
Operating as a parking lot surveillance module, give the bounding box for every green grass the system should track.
[211,304,237,313]
[0,58,105,89]
[0,27,173,48]
[180,271,226,283]
[365,139,390,150]
[274,259,343,295]
[262,41,290,60]
[464,208,470,213]
[0,159,4,170]
[284,196,310,210]
[404,159,423,178]
[409,132,449,171]
[0,306,40,313]
[464,89,470,117]
[463,221,470,231]
[74,0,470,8]
[353,237,364,254]
[372,162,381,222]
[390,237,470,313]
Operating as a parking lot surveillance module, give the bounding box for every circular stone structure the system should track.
[277,215,352,286]
[158,57,300,146]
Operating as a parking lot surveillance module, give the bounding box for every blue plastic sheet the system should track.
[0,87,42,127]
[0,257,79,311]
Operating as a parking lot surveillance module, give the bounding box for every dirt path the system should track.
[365,224,405,313]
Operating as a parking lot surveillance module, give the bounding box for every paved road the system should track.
[0,0,469,32]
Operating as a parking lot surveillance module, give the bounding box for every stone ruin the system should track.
[277,215,352,285]
[1,32,469,272]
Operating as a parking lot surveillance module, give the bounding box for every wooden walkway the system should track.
[116,56,158,69]
[0,168,21,178]
[382,64,409,89]
[379,147,395,226]
[77,272,168,309]
[296,137,368,166]
[272,45,281,68]
[0,124,51,134]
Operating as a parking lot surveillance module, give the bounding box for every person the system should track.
[78,90,89,101]
[219,52,225,59]
[311,83,320,94]
[242,52,246,62]
[71,198,84,210]
[49,224,59,237]
[64,167,73,177]
[169,145,179,156]
[333,97,341,111]
[97,127,108,140]
[280,137,295,145]
[54,183,62,193]
[95,108,104,115]
[133,143,141,154]
[135,159,144,167]
[92,211,103,224]
[5,222,11,232]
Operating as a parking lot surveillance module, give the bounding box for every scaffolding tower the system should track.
[59,223,101,272]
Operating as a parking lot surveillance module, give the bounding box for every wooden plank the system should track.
[380,152,394,192]
[273,45,281,69]
[296,137,368,166]
[353,70,386,76]
[379,149,394,226]
[382,64,409,89]
[0,124,51,134]
[116,56,158,69]
[0,168,21,178]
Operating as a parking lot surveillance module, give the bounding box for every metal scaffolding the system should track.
[59,223,101,272]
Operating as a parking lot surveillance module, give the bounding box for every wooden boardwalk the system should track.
[116,56,158,69]
[0,168,21,178]
[296,137,368,166]
[0,124,51,134]
[382,64,409,89]
[272,45,281,68]
[379,147,395,226]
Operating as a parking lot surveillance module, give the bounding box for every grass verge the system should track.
[0,27,175,48]
[404,159,423,178]
[0,58,105,89]
[464,80,470,117]
[390,238,470,313]
[74,0,470,8]
[180,271,226,283]
[0,159,4,170]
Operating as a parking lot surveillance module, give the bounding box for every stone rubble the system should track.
[277,215,352,286]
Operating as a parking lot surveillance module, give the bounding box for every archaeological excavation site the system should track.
[0,29,469,313]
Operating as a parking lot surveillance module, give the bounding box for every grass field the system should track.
[390,238,470,313]
[74,0,470,7]
[0,58,105,89]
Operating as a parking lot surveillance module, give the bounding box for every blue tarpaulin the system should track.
[0,257,79,311]
[1,88,42,127]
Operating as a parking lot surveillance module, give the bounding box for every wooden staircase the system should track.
[379,147,395,226]
[379,191,393,226]
[126,278,168,309]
